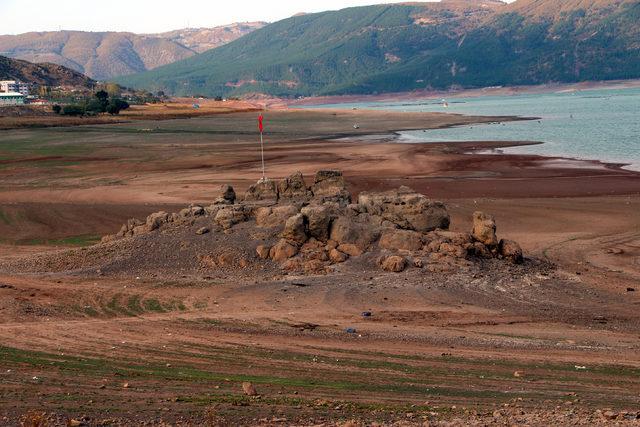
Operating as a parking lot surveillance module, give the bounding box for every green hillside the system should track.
[116,0,640,97]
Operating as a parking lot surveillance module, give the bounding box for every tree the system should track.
[106,98,130,115]
[62,105,85,116]
[105,83,121,98]
[85,98,107,114]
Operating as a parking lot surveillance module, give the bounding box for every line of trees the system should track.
[52,90,130,116]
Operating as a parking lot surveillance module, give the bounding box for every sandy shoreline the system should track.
[289,78,640,107]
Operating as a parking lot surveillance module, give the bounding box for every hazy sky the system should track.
[0,0,513,35]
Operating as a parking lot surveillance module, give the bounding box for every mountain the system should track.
[0,55,95,88]
[152,22,267,53]
[116,0,640,97]
[0,23,266,81]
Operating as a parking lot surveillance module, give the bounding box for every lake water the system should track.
[306,87,640,171]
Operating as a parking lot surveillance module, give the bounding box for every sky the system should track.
[0,0,513,35]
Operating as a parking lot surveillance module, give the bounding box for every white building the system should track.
[0,80,30,96]
[0,92,25,106]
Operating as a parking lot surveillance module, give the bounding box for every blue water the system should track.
[307,87,640,171]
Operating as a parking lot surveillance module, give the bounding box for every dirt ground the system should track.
[0,109,639,426]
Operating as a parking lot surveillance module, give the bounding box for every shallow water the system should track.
[306,87,640,171]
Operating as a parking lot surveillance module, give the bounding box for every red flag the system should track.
[258,114,264,133]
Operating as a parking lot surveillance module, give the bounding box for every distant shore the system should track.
[288,78,640,107]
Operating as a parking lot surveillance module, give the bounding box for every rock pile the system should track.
[105,170,523,275]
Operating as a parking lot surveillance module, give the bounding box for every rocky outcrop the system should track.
[329,216,379,254]
[255,205,299,228]
[472,211,498,247]
[301,205,332,242]
[214,184,236,205]
[379,255,407,273]
[311,170,351,205]
[244,179,278,204]
[379,229,423,252]
[499,239,524,264]
[358,186,450,232]
[278,171,312,201]
[146,211,170,231]
[105,171,524,276]
[269,239,299,262]
[214,205,250,230]
[280,214,308,245]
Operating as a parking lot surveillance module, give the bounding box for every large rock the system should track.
[146,211,170,231]
[269,239,299,262]
[379,255,407,273]
[379,229,423,252]
[214,206,249,229]
[329,248,348,263]
[499,239,524,264]
[255,205,299,228]
[329,216,379,253]
[213,184,236,205]
[244,179,278,204]
[357,186,450,232]
[117,218,144,237]
[301,205,332,242]
[472,211,498,246]
[278,171,312,200]
[311,170,351,205]
[280,214,308,244]
[179,205,205,218]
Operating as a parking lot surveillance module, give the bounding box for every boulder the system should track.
[499,239,524,264]
[357,186,450,232]
[278,171,312,200]
[337,243,363,257]
[280,214,308,244]
[244,179,278,204]
[329,248,349,263]
[256,244,271,260]
[311,170,351,205]
[301,205,332,242]
[214,206,249,229]
[379,255,407,273]
[438,242,468,259]
[213,184,236,205]
[472,211,498,246]
[118,218,144,237]
[255,205,299,228]
[179,205,205,217]
[379,229,423,252]
[269,239,299,262]
[195,227,209,235]
[329,216,379,253]
[470,242,493,259]
[146,211,170,231]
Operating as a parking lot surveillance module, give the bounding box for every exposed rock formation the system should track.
[278,171,312,201]
[214,184,236,205]
[106,171,524,276]
[472,211,498,246]
[358,186,450,232]
[244,179,278,204]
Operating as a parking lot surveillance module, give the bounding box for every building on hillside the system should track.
[0,92,25,106]
[0,80,30,96]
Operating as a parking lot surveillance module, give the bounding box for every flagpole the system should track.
[260,130,265,180]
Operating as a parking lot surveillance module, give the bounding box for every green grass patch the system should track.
[18,234,101,247]
[143,298,166,313]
